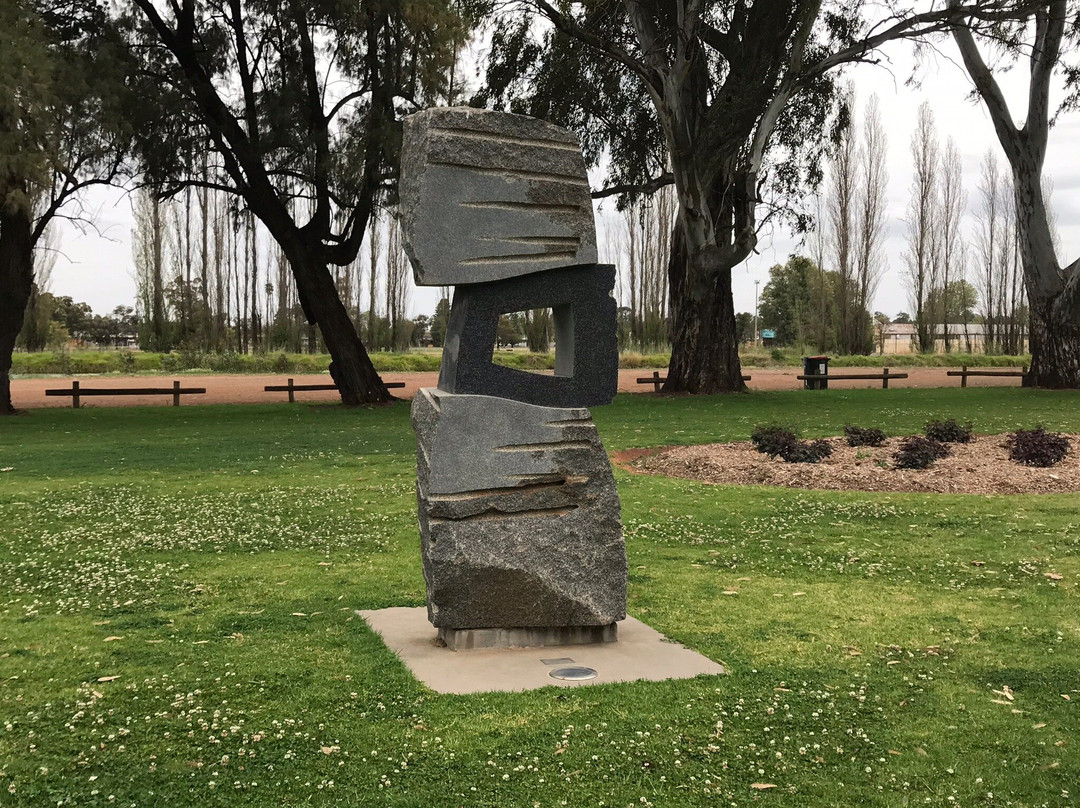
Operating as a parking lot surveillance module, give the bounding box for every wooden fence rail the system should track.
[796,368,908,390]
[45,380,206,408]
[635,370,751,393]
[264,377,406,402]
[946,365,1028,387]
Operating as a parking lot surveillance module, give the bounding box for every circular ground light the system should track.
[549,666,598,681]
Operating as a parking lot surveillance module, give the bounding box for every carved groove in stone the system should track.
[427,479,569,502]
[459,251,579,266]
[429,162,585,183]
[428,506,576,525]
[459,201,583,213]
[492,441,594,452]
[430,126,581,151]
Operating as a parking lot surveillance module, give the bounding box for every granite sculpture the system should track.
[400,107,626,649]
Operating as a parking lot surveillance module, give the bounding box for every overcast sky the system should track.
[47,23,1080,324]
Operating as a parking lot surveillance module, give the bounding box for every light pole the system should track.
[754,280,760,347]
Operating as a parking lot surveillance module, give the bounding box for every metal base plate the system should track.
[437,623,617,651]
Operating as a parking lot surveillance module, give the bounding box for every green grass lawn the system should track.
[1,388,1077,807]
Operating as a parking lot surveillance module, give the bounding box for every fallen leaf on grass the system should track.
[750,783,777,790]
[320,746,339,755]
[971,561,986,567]
[0,467,13,472]
[103,636,123,642]
[915,748,928,757]
[1044,572,1064,581]
[992,686,1014,701]
[1033,723,1047,729]
[318,562,332,567]
[888,750,902,756]
[844,646,862,657]
[722,591,739,596]
[96,676,120,683]
[1062,695,1071,701]
[292,612,307,617]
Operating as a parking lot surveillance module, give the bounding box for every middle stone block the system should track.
[439,263,619,408]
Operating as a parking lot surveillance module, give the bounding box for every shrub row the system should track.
[752,420,1072,470]
[1006,428,1071,468]
[750,424,833,464]
[11,349,674,376]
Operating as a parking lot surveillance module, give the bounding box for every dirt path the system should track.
[9,366,1027,410]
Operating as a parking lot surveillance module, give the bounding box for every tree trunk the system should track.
[0,205,34,414]
[287,240,390,405]
[1026,297,1080,388]
[664,230,746,393]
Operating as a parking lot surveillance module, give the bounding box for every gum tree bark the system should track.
[0,200,34,414]
[952,0,1080,388]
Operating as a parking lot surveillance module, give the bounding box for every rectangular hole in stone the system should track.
[495,309,554,374]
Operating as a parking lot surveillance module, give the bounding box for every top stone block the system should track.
[399,107,598,286]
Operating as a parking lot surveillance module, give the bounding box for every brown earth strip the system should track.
[9,366,1028,410]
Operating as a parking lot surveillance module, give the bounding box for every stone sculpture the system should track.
[400,107,626,650]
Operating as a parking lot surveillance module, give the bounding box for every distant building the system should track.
[878,323,1027,355]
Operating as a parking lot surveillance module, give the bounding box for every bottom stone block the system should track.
[437,623,617,651]
[411,388,627,630]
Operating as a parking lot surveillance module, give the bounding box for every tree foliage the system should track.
[1,0,136,412]
[479,1,1037,393]
[121,0,477,403]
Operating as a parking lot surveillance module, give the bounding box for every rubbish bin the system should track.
[802,355,830,390]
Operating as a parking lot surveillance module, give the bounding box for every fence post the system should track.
[961,364,968,388]
[72,380,80,409]
[173,380,181,406]
[652,370,662,393]
[288,378,296,403]
[882,368,890,389]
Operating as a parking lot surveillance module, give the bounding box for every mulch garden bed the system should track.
[614,434,1080,495]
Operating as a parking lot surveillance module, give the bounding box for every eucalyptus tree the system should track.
[123,0,476,404]
[1,0,134,414]
[481,1,1047,392]
[950,0,1080,386]
[904,102,939,353]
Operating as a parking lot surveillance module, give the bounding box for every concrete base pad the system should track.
[358,607,725,694]
[438,623,617,651]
